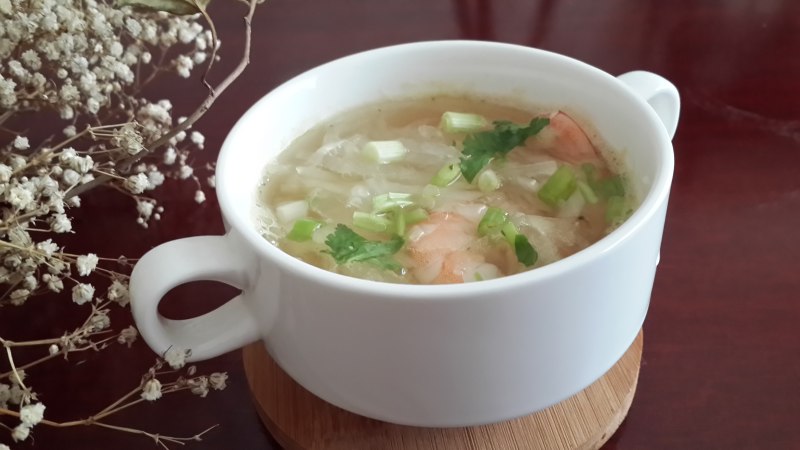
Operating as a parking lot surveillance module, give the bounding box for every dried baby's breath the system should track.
[0,0,262,446]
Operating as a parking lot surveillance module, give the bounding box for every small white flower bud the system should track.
[19,402,45,427]
[50,213,72,233]
[13,136,29,150]
[71,283,95,305]
[12,424,30,442]
[164,347,190,369]
[209,372,228,391]
[123,173,148,194]
[117,325,138,347]
[76,253,99,276]
[178,165,193,180]
[62,168,81,186]
[163,147,177,165]
[141,379,162,401]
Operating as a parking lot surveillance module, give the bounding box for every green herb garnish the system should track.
[460,117,550,182]
[324,224,405,272]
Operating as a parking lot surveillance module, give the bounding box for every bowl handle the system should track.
[617,71,681,140]
[130,235,261,362]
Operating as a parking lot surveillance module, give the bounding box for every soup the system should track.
[256,95,635,284]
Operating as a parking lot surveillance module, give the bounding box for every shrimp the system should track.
[406,211,504,284]
[545,112,602,165]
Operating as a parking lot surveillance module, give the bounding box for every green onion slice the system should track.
[478,207,508,237]
[287,219,322,242]
[362,140,408,164]
[514,234,537,267]
[403,208,429,225]
[353,212,391,233]
[373,192,415,213]
[440,112,489,134]
[605,195,628,224]
[500,220,519,246]
[538,165,577,207]
[477,169,501,193]
[431,162,462,187]
[576,180,599,204]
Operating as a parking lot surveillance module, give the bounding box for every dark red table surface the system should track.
[2,1,799,449]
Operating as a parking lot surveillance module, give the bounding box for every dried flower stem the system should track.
[1,346,26,391]
[0,303,115,380]
[66,0,260,199]
[0,407,217,449]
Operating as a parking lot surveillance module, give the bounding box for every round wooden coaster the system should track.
[243,331,643,450]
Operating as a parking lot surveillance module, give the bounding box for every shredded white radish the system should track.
[275,200,308,225]
[452,203,488,223]
[464,262,502,282]
[557,190,586,219]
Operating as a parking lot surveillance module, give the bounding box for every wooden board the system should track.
[243,331,643,450]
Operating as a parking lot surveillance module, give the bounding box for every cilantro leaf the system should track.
[324,224,405,272]
[459,117,550,182]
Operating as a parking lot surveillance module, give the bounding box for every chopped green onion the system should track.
[287,219,322,242]
[393,208,406,236]
[500,220,518,246]
[605,195,628,224]
[477,206,538,267]
[392,207,430,236]
[583,163,625,199]
[597,175,626,198]
[403,208,429,225]
[440,112,489,133]
[537,165,577,207]
[581,163,597,182]
[477,207,508,237]
[362,140,408,164]
[372,192,414,213]
[420,184,440,209]
[275,200,309,224]
[421,184,440,198]
[513,234,537,267]
[577,180,599,204]
[477,169,501,192]
[430,162,462,187]
[353,211,391,233]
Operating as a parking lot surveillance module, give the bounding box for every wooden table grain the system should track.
[2,0,799,449]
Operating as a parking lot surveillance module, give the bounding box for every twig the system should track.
[65,0,260,199]
[192,0,219,92]
[2,345,28,391]
[0,407,219,446]
[0,111,14,128]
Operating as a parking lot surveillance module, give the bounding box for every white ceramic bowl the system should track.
[130,41,679,427]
